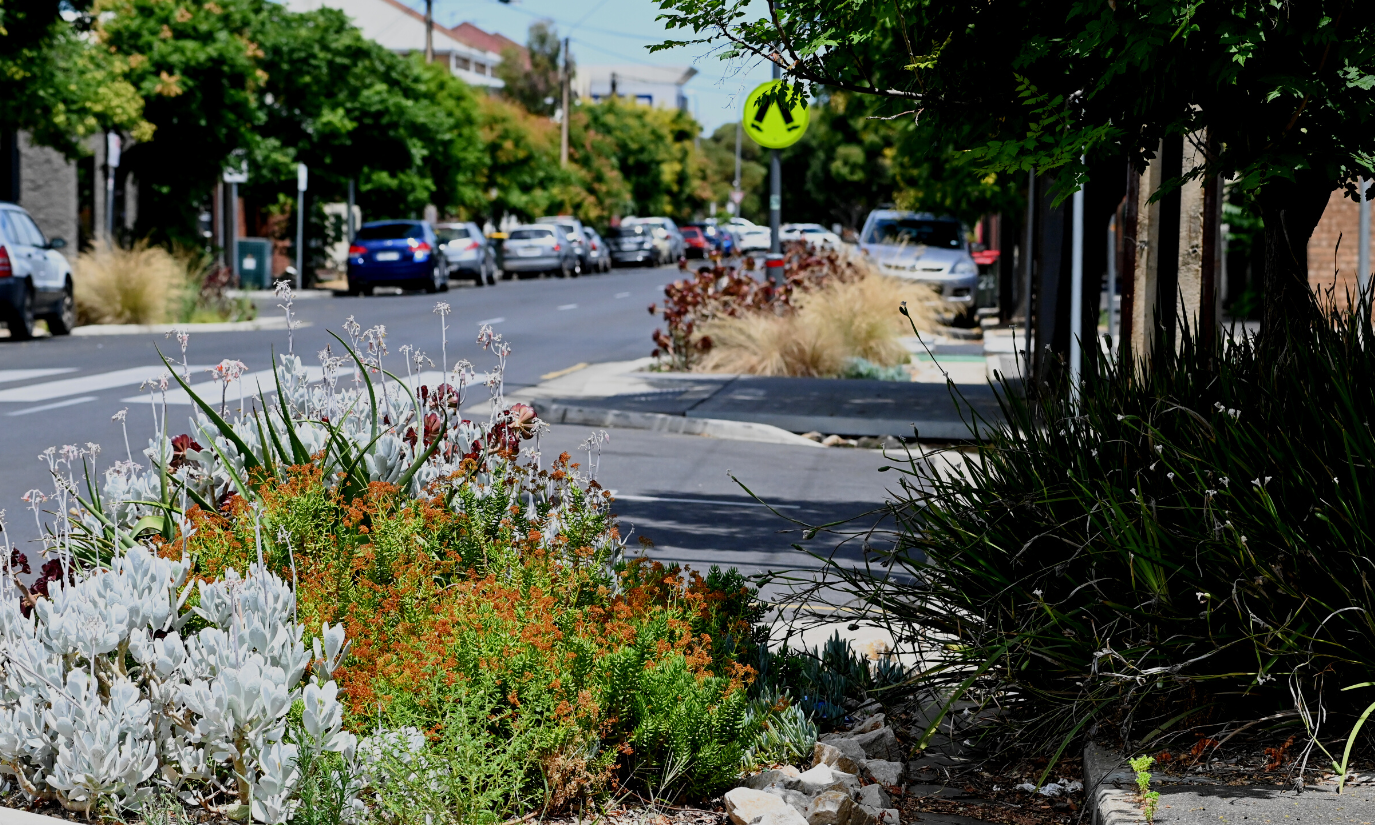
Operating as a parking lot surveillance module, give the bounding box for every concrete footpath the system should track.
[1085,742,1375,824]
[516,332,1020,443]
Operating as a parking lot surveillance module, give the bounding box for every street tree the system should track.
[0,0,150,156]
[495,21,567,118]
[653,0,1375,337]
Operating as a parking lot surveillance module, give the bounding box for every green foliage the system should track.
[741,690,819,771]
[752,633,907,729]
[0,0,150,153]
[819,296,1375,767]
[841,357,909,382]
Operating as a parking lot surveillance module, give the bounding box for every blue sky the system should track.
[427,0,774,134]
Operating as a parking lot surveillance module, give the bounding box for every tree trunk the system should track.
[1256,170,1334,345]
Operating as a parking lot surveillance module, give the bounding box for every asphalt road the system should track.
[0,265,898,599]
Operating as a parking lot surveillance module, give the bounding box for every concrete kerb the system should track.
[1083,741,1150,825]
[534,401,824,448]
[0,808,66,825]
[71,317,302,336]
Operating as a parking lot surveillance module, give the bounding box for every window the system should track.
[9,211,46,246]
[356,222,425,240]
[508,228,553,240]
[435,226,472,243]
[455,57,471,71]
[473,62,487,75]
[863,218,962,249]
[610,226,646,238]
[636,94,653,106]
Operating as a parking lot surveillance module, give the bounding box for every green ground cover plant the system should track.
[815,295,1375,774]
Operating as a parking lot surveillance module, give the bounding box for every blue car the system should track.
[346,220,449,295]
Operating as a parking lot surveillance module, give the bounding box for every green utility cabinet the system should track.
[235,238,273,289]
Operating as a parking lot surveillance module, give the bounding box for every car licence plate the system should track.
[374,251,401,261]
[517,247,542,256]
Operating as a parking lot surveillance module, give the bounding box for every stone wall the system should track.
[18,133,78,261]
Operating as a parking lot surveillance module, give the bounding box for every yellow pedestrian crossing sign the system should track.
[743,80,810,149]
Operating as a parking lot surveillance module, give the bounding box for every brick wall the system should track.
[1308,188,1373,302]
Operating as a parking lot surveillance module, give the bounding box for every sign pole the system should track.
[295,163,307,290]
[105,133,121,243]
[769,63,781,256]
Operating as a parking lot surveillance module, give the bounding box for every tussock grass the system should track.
[694,270,938,377]
[73,241,187,325]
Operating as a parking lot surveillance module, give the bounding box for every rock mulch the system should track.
[725,713,907,825]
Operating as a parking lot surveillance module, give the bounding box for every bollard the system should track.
[764,253,784,286]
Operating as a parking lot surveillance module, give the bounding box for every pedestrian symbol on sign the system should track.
[742,80,810,150]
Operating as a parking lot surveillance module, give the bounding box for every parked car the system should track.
[582,228,612,272]
[0,203,74,339]
[435,222,496,286]
[736,225,772,253]
[622,217,685,263]
[537,216,591,274]
[716,226,738,256]
[347,220,448,295]
[681,225,711,258]
[858,209,978,322]
[781,223,843,248]
[500,224,580,278]
[607,224,657,266]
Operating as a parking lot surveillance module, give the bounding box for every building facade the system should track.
[572,65,697,111]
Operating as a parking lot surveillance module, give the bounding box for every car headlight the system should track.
[952,261,978,276]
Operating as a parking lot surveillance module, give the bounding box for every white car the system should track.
[858,209,978,322]
[0,201,75,339]
[780,223,843,249]
[736,226,772,252]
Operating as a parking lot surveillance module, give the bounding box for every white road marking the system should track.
[558,303,578,311]
[0,368,77,384]
[0,366,209,403]
[612,493,801,509]
[128,367,493,405]
[477,316,505,326]
[615,292,631,299]
[7,396,98,416]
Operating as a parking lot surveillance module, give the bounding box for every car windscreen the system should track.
[863,219,961,249]
[435,226,472,243]
[357,222,424,240]
[681,227,703,239]
[508,228,553,240]
[611,226,646,237]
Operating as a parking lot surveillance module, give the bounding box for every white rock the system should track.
[798,764,844,794]
[856,784,891,810]
[813,742,863,774]
[862,759,903,787]
[875,808,900,825]
[781,789,811,815]
[849,806,878,825]
[726,788,807,825]
[805,789,855,825]
[744,768,804,791]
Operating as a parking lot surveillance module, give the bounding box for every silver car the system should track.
[582,228,612,273]
[537,216,591,274]
[436,222,497,286]
[859,210,978,321]
[500,224,580,279]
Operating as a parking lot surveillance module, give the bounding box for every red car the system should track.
[681,225,710,258]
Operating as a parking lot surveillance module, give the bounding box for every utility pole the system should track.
[424,0,434,63]
[560,37,570,168]
[768,62,781,254]
[295,163,307,290]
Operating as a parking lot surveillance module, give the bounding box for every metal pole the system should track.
[105,132,120,242]
[1107,215,1117,347]
[347,179,356,242]
[1360,178,1371,296]
[734,122,741,190]
[768,63,781,254]
[295,163,307,290]
[1023,169,1036,371]
[560,37,570,168]
[1069,167,1085,400]
[230,182,239,284]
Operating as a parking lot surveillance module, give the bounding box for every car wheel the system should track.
[424,264,442,294]
[7,284,35,341]
[45,282,76,336]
